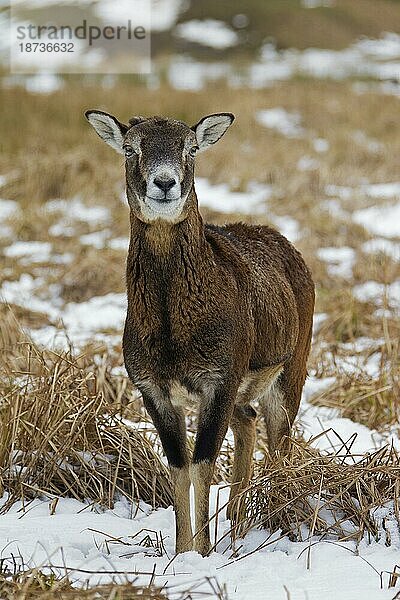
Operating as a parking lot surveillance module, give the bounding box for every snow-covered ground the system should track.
[168,32,400,91]
[0,483,399,599]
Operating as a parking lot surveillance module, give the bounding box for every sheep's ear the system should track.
[192,113,234,152]
[85,110,129,154]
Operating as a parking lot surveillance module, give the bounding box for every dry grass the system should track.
[1,80,400,205]
[0,556,229,600]
[225,439,400,551]
[0,312,172,511]
[178,0,400,53]
[0,568,167,600]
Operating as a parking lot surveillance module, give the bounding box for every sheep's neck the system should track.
[126,202,216,344]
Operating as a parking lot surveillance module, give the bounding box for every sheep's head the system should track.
[85,110,234,223]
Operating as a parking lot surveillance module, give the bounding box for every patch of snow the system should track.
[313,312,328,334]
[23,74,64,94]
[4,241,52,263]
[356,32,400,60]
[248,59,294,87]
[196,178,272,215]
[353,203,400,237]
[353,280,400,309]
[256,108,307,139]
[325,184,353,200]
[62,293,127,335]
[174,19,239,50]
[151,0,183,31]
[362,238,400,260]
[93,0,182,32]
[297,155,320,171]
[302,0,334,6]
[360,182,400,199]
[0,487,399,599]
[317,246,356,279]
[109,237,129,251]
[46,198,110,224]
[269,215,300,243]
[352,130,384,153]
[28,325,120,350]
[0,199,19,220]
[321,198,347,218]
[313,138,330,153]
[80,230,110,249]
[168,57,230,91]
[301,402,400,456]
[46,198,110,227]
[0,274,61,319]
[51,252,74,264]
[302,376,336,402]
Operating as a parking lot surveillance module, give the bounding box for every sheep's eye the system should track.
[124,146,135,158]
[189,146,198,158]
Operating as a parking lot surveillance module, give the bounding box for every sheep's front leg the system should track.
[142,395,193,554]
[191,387,234,556]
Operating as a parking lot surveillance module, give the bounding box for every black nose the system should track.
[153,176,176,194]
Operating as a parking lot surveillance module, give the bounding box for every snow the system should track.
[353,280,400,308]
[164,32,400,91]
[0,271,126,347]
[301,401,400,457]
[0,198,19,219]
[269,215,300,243]
[174,19,239,50]
[352,130,384,153]
[0,488,398,600]
[362,238,400,260]
[62,293,126,335]
[150,0,183,32]
[46,198,110,225]
[325,184,353,200]
[109,237,130,251]
[196,178,272,215]
[302,0,334,6]
[80,230,111,249]
[0,274,61,319]
[256,108,307,139]
[23,74,64,94]
[297,155,320,171]
[317,246,356,279]
[353,203,400,238]
[301,376,400,456]
[94,0,182,32]
[313,138,330,153]
[4,240,52,263]
[168,57,230,91]
[360,182,400,199]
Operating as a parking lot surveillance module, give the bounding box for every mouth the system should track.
[146,195,181,204]
[141,195,185,221]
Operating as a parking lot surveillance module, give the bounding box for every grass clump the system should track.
[225,439,400,550]
[0,321,172,511]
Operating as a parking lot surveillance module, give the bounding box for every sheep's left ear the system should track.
[192,113,234,152]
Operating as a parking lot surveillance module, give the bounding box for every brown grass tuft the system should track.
[0,328,172,511]
[224,438,400,551]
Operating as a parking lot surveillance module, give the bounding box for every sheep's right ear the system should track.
[85,110,129,154]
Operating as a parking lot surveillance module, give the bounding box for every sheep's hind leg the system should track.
[227,404,256,522]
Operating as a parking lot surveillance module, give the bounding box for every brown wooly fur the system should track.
[85,109,315,556]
